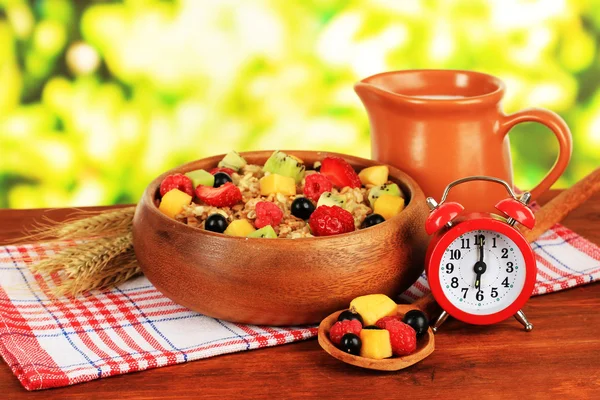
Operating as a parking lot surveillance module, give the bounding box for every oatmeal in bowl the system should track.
[157,150,407,239]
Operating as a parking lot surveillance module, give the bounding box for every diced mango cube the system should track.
[360,329,393,359]
[259,174,296,196]
[373,194,405,221]
[359,165,389,186]
[350,294,397,326]
[224,219,256,237]
[158,189,192,219]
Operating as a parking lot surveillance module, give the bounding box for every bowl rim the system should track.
[140,150,426,241]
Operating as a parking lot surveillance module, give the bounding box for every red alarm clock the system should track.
[424,176,537,332]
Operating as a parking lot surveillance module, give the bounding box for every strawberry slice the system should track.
[195,182,242,207]
[209,167,236,176]
[320,157,362,189]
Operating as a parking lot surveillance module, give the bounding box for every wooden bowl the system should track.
[132,151,430,325]
[318,298,435,371]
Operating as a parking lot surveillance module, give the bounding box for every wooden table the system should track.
[1,190,599,399]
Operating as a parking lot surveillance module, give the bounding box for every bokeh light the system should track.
[0,0,598,208]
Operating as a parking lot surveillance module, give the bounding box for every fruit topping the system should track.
[247,225,278,238]
[217,150,248,171]
[218,151,247,171]
[363,325,383,330]
[313,161,321,172]
[160,174,194,197]
[195,182,242,207]
[362,213,385,228]
[308,205,355,236]
[373,194,405,221]
[205,214,228,233]
[374,315,402,329]
[340,333,362,356]
[316,191,346,209]
[263,151,306,183]
[303,173,333,202]
[259,173,296,196]
[185,169,215,188]
[158,189,192,219]
[358,165,389,186]
[223,219,256,237]
[213,172,233,188]
[329,319,362,346]
[255,201,283,229]
[320,157,362,189]
[402,310,429,339]
[359,329,392,359]
[376,318,416,356]
[367,183,402,207]
[209,167,236,176]
[291,197,315,220]
[337,310,364,325]
[349,294,397,326]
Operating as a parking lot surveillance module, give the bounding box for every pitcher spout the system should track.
[354,80,400,108]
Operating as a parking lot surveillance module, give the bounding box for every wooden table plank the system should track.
[1,190,599,399]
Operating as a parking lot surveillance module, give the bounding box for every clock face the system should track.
[438,229,527,316]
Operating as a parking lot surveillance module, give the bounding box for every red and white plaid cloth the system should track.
[1,223,599,390]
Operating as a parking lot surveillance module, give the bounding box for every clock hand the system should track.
[474,235,486,290]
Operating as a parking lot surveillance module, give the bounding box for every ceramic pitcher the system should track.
[355,70,572,212]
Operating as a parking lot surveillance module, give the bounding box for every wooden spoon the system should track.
[318,294,439,371]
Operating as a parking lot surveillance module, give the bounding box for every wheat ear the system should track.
[31,233,141,296]
[12,207,136,244]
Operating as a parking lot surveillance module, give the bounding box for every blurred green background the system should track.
[0,0,598,208]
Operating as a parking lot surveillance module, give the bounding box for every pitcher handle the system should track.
[500,108,572,201]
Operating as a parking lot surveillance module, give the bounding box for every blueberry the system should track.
[291,197,315,220]
[362,213,385,229]
[213,172,232,188]
[340,333,361,355]
[402,310,429,338]
[337,310,364,325]
[205,214,228,233]
[363,325,382,330]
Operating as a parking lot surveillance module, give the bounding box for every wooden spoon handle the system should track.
[411,169,600,323]
[520,168,600,242]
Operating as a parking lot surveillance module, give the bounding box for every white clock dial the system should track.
[439,230,526,315]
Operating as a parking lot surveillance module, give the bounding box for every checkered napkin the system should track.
[1,224,599,390]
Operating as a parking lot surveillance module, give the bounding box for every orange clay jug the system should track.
[355,70,572,212]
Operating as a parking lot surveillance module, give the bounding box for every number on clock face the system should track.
[439,230,527,315]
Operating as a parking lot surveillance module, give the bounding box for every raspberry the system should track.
[160,174,194,197]
[329,320,362,346]
[303,173,333,202]
[320,157,362,189]
[308,205,355,236]
[377,318,416,356]
[210,167,236,176]
[375,315,402,329]
[254,201,283,228]
[195,182,242,207]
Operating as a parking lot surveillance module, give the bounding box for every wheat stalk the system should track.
[14,207,136,244]
[30,232,141,296]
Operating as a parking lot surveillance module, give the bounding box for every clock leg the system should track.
[432,310,449,333]
[514,309,533,331]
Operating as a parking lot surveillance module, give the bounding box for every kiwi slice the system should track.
[368,183,402,207]
[263,151,305,184]
[247,225,277,238]
[317,192,346,208]
[218,151,247,171]
[185,169,214,188]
